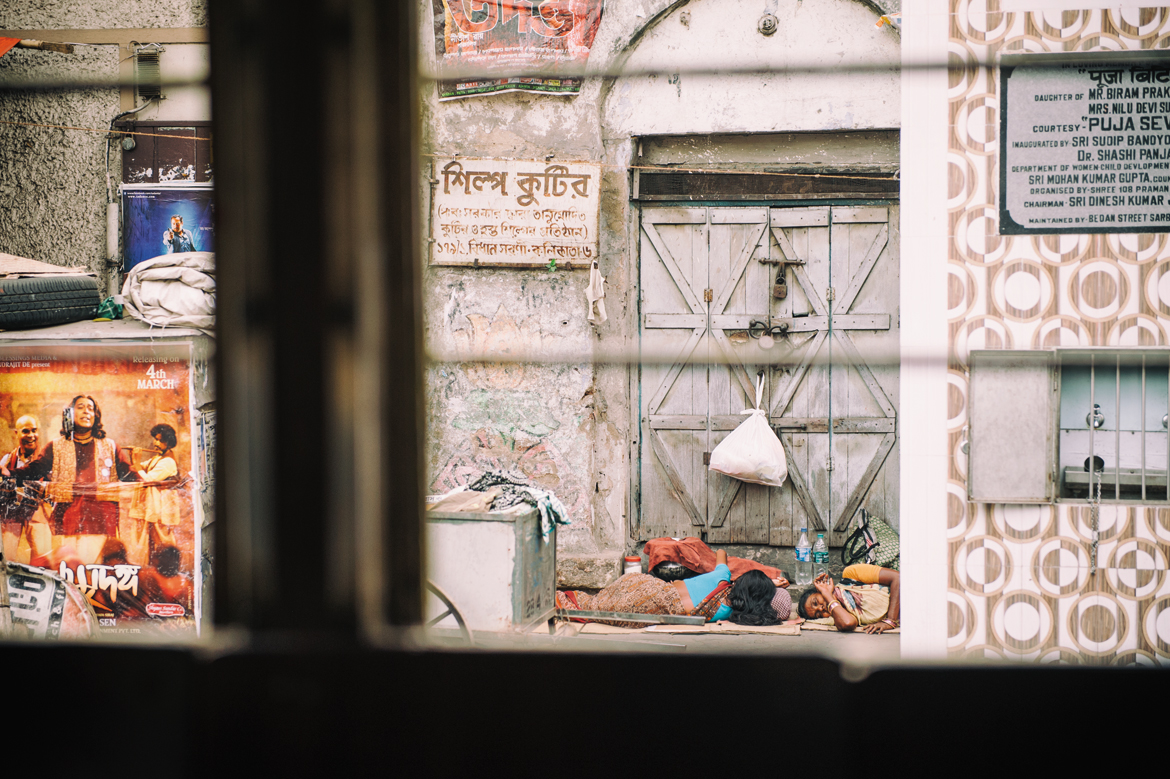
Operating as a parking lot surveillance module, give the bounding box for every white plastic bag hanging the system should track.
[707,374,788,487]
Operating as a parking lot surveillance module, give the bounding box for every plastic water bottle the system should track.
[812,533,829,578]
[795,527,812,586]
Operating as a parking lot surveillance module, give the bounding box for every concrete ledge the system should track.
[556,552,623,589]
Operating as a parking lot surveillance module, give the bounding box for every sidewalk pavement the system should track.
[442,623,900,666]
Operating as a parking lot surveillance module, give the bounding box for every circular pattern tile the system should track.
[1106,538,1167,600]
[1067,259,1129,323]
[952,434,969,479]
[1141,258,1170,317]
[947,41,981,103]
[954,0,1015,45]
[1066,592,1129,656]
[1108,7,1168,41]
[947,262,979,321]
[1105,233,1166,265]
[993,260,1052,321]
[954,315,1013,367]
[1000,34,1052,55]
[1074,32,1127,51]
[1107,314,1165,346]
[947,370,969,430]
[1111,649,1160,667]
[948,480,974,540]
[1032,315,1092,348]
[947,589,979,649]
[1031,537,1091,598]
[1147,508,1170,544]
[993,503,1053,541]
[959,643,1007,661]
[992,590,1053,654]
[1069,504,1129,543]
[1038,648,1083,665]
[1142,596,1170,657]
[1031,9,1092,42]
[954,204,1013,265]
[1034,234,1092,267]
[955,535,1013,596]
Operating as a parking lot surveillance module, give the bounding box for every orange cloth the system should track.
[842,563,883,584]
[644,537,785,581]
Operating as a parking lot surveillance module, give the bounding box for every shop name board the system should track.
[430,157,600,268]
[1000,52,1170,234]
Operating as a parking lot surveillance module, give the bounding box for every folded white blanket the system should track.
[121,251,215,333]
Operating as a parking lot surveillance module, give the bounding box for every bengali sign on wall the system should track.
[430,157,600,268]
[1000,52,1170,235]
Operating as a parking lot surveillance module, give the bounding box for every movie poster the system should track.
[0,342,199,636]
[432,0,604,100]
[121,184,215,272]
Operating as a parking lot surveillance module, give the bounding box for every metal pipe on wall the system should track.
[106,201,120,297]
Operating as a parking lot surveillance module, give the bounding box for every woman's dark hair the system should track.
[150,423,178,450]
[797,588,818,620]
[155,545,182,578]
[100,538,128,565]
[62,395,106,439]
[726,569,781,626]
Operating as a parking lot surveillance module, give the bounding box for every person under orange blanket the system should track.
[644,536,788,583]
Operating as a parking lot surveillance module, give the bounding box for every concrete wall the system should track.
[0,2,207,294]
[0,45,120,283]
[422,0,902,587]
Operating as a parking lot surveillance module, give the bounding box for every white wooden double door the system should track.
[637,205,899,547]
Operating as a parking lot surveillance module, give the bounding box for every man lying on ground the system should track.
[796,564,900,634]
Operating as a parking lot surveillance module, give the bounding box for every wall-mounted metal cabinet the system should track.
[969,348,1170,504]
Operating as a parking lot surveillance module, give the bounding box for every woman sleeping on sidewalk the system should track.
[557,548,791,628]
[795,564,900,634]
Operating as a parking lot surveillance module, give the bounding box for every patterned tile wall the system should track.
[946,3,1170,664]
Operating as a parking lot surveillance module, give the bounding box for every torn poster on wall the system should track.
[431,0,604,100]
[431,156,600,267]
[0,342,200,636]
[121,183,215,272]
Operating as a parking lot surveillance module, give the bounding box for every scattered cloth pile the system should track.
[427,471,570,542]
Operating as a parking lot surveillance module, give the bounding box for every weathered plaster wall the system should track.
[422,0,901,586]
[602,0,901,137]
[0,46,119,281]
[0,2,207,30]
[0,3,205,293]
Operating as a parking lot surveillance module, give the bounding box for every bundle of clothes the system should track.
[427,471,570,542]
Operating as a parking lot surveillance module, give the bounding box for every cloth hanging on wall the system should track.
[586,260,606,325]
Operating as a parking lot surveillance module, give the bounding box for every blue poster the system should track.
[121,186,215,271]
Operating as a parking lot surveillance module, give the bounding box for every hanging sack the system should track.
[707,374,788,487]
[841,508,900,571]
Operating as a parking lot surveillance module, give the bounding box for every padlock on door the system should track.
[773,268,787,299]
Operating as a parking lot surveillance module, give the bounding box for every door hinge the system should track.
[826,287,836,302]
[704,288,713,303]
[703,451,711,465]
